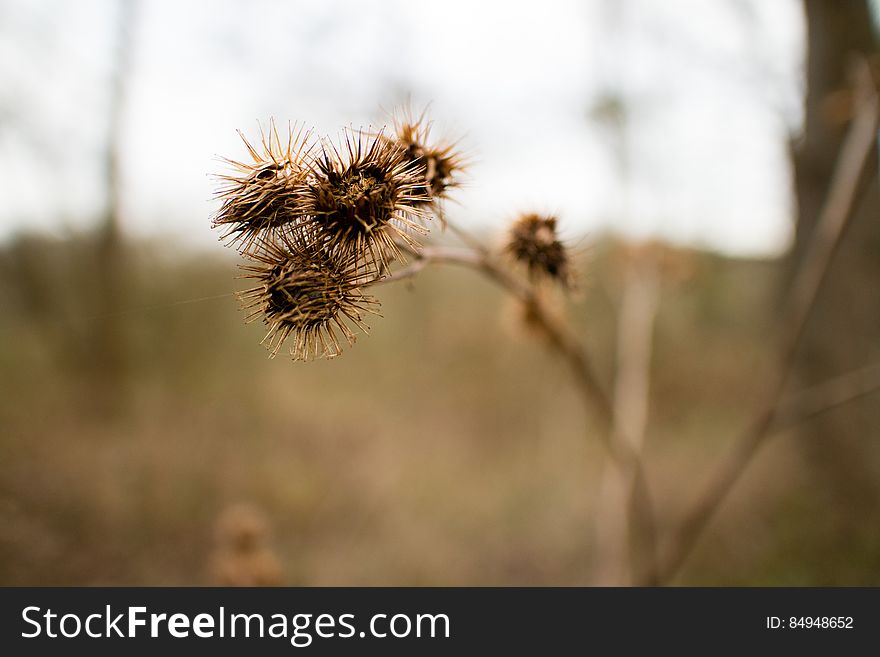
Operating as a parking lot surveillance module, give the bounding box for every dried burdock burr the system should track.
[506,213,574,287]
[238,235,379,360]
[212,121,313,252]
[299,128,431,272]
[213,112,462,360]
[388,108,465,213]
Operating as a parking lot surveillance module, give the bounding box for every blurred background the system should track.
[0,0,878,585]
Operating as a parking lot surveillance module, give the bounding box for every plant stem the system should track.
[772,362,880,432]
[594,253,661,585]
[652,59,879,585]
[373,243,659,584]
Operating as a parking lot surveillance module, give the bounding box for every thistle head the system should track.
[238,235,378,360]
[390,108,465,211]
[506,213,574,287]
[300,129,430,271]
[212,121,313,251]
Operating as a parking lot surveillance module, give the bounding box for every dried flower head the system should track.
[212,121,313,251]
[390,108,465,211]
[506,213,573,287]
[238,236,378,360]
[299,129,430,271]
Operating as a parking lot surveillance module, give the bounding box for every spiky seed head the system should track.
[506,213,574,287]
[390,108,465,210]
[238,236,378,360]
[300,129,430,271]
[212,121,313,252]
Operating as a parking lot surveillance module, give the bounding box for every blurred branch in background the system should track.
[655,57,880,585]
[92,0,137,414]
[592,246,660,586]
[789,0,880,566]
[774,361,880,432]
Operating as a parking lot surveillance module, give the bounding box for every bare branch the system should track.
[653,59,880,585]
[594,253,661,585]
[773,362,880,432]
[368,246,479,285]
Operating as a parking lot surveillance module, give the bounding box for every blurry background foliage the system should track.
[0,0,878,585]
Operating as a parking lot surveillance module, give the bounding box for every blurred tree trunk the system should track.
[92,0,137,414]
[791,1,880,540]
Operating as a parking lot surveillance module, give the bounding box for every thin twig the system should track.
[653,60,879,585]
[445,217,492,257]
[773,361,880,433]
[369,246,477,285]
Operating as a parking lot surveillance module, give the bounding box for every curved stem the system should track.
[371,244,659,584]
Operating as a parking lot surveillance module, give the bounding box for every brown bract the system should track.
[299,129,430,272]
[389,109,465,221]
[212,122,313,252]
[238,236,378,360]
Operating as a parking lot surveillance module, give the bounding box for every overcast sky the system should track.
[0,0,807,256]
